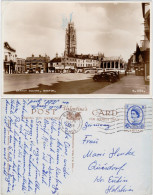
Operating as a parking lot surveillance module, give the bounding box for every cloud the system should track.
[2,2,144,61]
[74,5,109,32]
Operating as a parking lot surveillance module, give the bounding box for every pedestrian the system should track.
[118,71,120,79]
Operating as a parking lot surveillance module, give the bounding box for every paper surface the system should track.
[1,98,152,195]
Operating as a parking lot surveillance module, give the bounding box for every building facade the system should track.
[25,54,50,73]
[50,53,101,73]
[49,54,64,73]
[62,54,77,73]
[127,54,135,72]
[3,42,17,74]
[128,3,150,83]
[76,54,100,72]
[16,58,25,73]
[50,55,125,73]
[101,56,125,71]
[141,2,150,83]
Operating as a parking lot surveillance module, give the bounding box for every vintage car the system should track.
[93,71,119,83]
[104,68,125,74]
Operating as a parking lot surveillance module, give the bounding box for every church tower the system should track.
[65,22,77,56]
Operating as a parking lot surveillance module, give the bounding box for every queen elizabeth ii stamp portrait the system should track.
[125,104,145,130]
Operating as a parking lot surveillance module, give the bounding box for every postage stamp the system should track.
[60,111,83,134]
[124,104,145,130]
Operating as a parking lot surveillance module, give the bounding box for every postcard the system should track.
[1,98,152,195]
[2,1,151,96]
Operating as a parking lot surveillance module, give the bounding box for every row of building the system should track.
[3,41,125,74]
[49,53,125,73]
[127,3,150,84]
[3,42,50,74]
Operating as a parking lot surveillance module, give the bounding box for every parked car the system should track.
[93,71,119,83]
[105,68,119,72]
[97,70,104,74]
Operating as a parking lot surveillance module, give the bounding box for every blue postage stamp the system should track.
[125,104,145,129]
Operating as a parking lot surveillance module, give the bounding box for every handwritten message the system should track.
[3,99,72,194]
[81,134,135,194]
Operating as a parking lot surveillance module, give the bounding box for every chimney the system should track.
[56,53,58,58]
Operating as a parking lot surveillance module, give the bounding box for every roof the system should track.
[67,54,76,58]
[103,56,121,61]
[16,58,25,60]
[145,9,150,19]
[50,57,62,63]
[75,54,98,60]
[142,3,150,18]
[26,56,50,62]
[4,42,16,52]
[141,49,150,63]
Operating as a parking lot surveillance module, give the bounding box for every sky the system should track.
[2,2,145,61]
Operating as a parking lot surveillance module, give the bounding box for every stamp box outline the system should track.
[124,104,145,130]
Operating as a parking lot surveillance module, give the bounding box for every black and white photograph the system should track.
[2,1,151,94]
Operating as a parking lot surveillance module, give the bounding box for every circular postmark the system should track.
[60,111,82,134]
[127,105,144,126]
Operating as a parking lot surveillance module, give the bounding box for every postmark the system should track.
[60,111,83,134]
[125,104,145,130]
